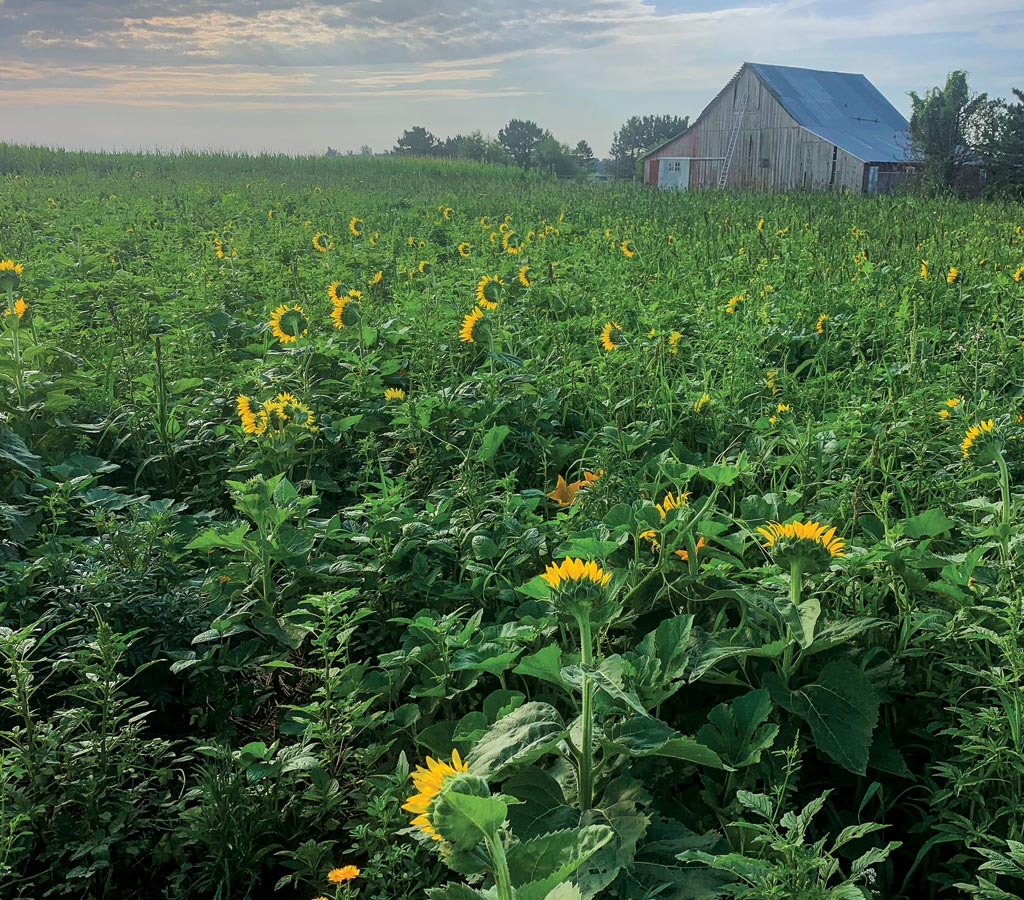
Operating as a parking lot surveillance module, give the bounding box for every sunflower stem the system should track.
[782,560,803,683]
[577,613,595,812]
[996,455,1012,563]
[486,831,514,900]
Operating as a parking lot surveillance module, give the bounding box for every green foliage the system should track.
[2,147,1024,900]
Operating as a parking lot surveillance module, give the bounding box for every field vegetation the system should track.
[1,144,1023,900]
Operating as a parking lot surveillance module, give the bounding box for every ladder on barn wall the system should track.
[718,92,749,189]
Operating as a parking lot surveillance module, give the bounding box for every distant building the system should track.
[642,62,920,193]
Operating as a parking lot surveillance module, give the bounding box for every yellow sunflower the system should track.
[0,259,24,290]
[459,306,485,343]
[475,274,503,309]
[668,331,682,354]
[502,231,524,255]
[656,491,690,519]
[757,520,845,570]
[1013,265,1023,283]
[600,322,623,352]
[961,419,996,459]
[4,298,28,319]
[539,557,611,590]
[402,750,470,840]
[947,266,958,284]
[920,260,929,279]
[269,304,307,344]
[368,270,384,286]
[384,387,406,401]
[330,289,362,329]
[517,265,531,287]
[816,313,828,334]
[311,231,332,252]
[693,393,711,413]
[349,217,364,237]
[458,242,471,257]
[620,240,635,258]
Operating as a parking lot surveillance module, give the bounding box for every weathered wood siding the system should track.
[645,65,871,192]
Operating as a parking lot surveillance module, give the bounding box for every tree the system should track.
[533,136,580,179]
[572,140,595,173]
[393,126,439,156]
[609,114,688,179]
[908,71,994,191]
[977,89,1024,196]
[359,145,373,156]
[498,119,546,168]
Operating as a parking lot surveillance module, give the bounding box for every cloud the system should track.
[0,0,1020,154]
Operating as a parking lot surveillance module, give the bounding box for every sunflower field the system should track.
[2,144,1024,900]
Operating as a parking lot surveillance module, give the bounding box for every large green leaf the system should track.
[469,702,567,778]
[514,645,567,686]
[770,660,881,775]
[577,776,651,898]
[0,427,41,474]
[504,769,578,839]
[509,825,613,900]
[605,717,725,769]
[697,689,778,769]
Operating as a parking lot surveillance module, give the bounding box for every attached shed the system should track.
[643,62,919,193]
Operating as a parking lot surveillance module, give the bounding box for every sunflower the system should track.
[349,217,364,237]
[475,274,503,309]
[502,231,524,255]
[384,387,406,401]
[4,298,27,319]
[725,293,745,314]
[816,313,827,334]
[920,260,928,279]
[620,240,635,258]
[479,215,490,228]
[947,266,958,284]
[368,270,384,286]
[402,750,470,840]
[328,866,360,883]
[459,306,485,343]
[440,206,453,221]
[457,242,471,258]
[693,393,711,414]
[517,265,531,287]
[276,392,316,431]
[0,259,24,290]
[235,395,264,435]
[311,231,332,252]
[539,557,611,590]
[1014,265,1023,283]
[330,289,362,329]
[546,470,601,506]
[269,304,307,344]
[600,322,623,352]
[757,520,845,573]
[656,491,690,519]
[961,419,997,459]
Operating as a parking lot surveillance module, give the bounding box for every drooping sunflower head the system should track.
[459,305,485,343]
[757,520,844,574]
[539,557,615,623]
[816,313,827,334]
[269,304,308,344]
[600,322,623,352]
[349,217,364,237]
[0,259,24,291]
[401,750,471,841]
[961,418,1002,462]
[458,242,471,258]
[620,240,635,258]
[693,393,711,414]
[475,274,503,309]
[311,231,332,253]
[517,265,531,287]
[384,387,406,402]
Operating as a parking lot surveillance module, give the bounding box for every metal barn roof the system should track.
[747,63,912,163]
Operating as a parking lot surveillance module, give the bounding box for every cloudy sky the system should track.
[1,0,1021,157]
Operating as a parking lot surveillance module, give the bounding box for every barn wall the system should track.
[643,65,881,192]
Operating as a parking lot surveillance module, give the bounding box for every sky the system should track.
[0,0,1021,158]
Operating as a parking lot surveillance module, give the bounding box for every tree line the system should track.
[388,115,688,179]
[909,70,1023,195]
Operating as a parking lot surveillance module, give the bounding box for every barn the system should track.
[642,62,919,193]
